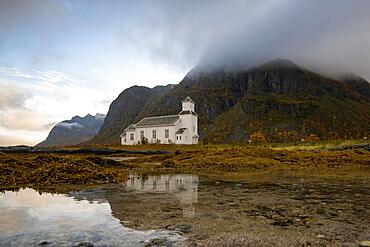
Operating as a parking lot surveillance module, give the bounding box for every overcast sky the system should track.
[1,0,370,146]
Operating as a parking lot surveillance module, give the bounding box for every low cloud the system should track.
[56,122,84,129]
[43,122,57,130]
[95,113,106,119]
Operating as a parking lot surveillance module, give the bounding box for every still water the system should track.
[0,175,195,247]
[1,172,369,246]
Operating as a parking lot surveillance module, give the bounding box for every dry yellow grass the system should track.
[127,143,370,174]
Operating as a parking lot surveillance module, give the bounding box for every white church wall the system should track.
[121,130,136,145]
[178,114,198,144]
[182,101,194,111]
[133,125,177,144]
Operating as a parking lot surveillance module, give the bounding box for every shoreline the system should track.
[0,143,369,190]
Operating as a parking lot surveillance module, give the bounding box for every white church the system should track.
[120,96,199,145]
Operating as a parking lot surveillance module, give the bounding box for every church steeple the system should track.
[181,96,195,112]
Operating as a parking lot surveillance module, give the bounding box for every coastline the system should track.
[1,142,369,190]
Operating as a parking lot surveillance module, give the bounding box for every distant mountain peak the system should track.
[36,113,105,147]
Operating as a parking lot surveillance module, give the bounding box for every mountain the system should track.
[90,59,370,144]
[87,85,174,144]
[341,75,370,98]
[36,113,105,147]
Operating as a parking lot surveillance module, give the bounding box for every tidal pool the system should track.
[0,171,369,246]
[0,187,186,247]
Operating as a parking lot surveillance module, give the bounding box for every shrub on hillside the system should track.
[305,134,321,143]
[249,131,267,144]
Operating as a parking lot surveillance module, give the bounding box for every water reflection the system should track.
[0,188,185,247]
[1,172,369,246]
[127,174,199,217]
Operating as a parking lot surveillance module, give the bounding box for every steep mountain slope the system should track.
[90,59,370,144]
[88,85,174,144]
[202,61,370,143]
[36,114,105,147]
[342,75,370,98]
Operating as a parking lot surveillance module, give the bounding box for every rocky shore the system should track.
[1,143,369,189]
[0,154,128,189]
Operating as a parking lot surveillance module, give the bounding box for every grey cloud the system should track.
[0,0,71,68]
[86,0,370,78]
[117,0,370,78]
[95,114,105,119]
[43,122,57,130]
[1,0,370,78]
[163,1,370,79]
[0,83,32,110]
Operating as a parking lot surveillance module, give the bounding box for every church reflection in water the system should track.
[126,174,199,217]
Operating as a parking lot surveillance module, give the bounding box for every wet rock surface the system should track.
[0,154,128,187]
[167,224,193,234]
[328,143,370,151]
[75,242,94,247]
[1,171,369,246]
[101,172,370,246]
[144,238,167,247]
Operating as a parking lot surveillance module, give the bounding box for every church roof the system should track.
[182,96,195,103]
[179,110,198,116]
[134,115,180,127]
[124,124,135,131]
[175,128,187,134]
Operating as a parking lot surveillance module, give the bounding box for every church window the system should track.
[165,129,169,138]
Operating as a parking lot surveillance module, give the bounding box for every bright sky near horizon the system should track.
[1,0,370,146]
[0,0,192,145]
